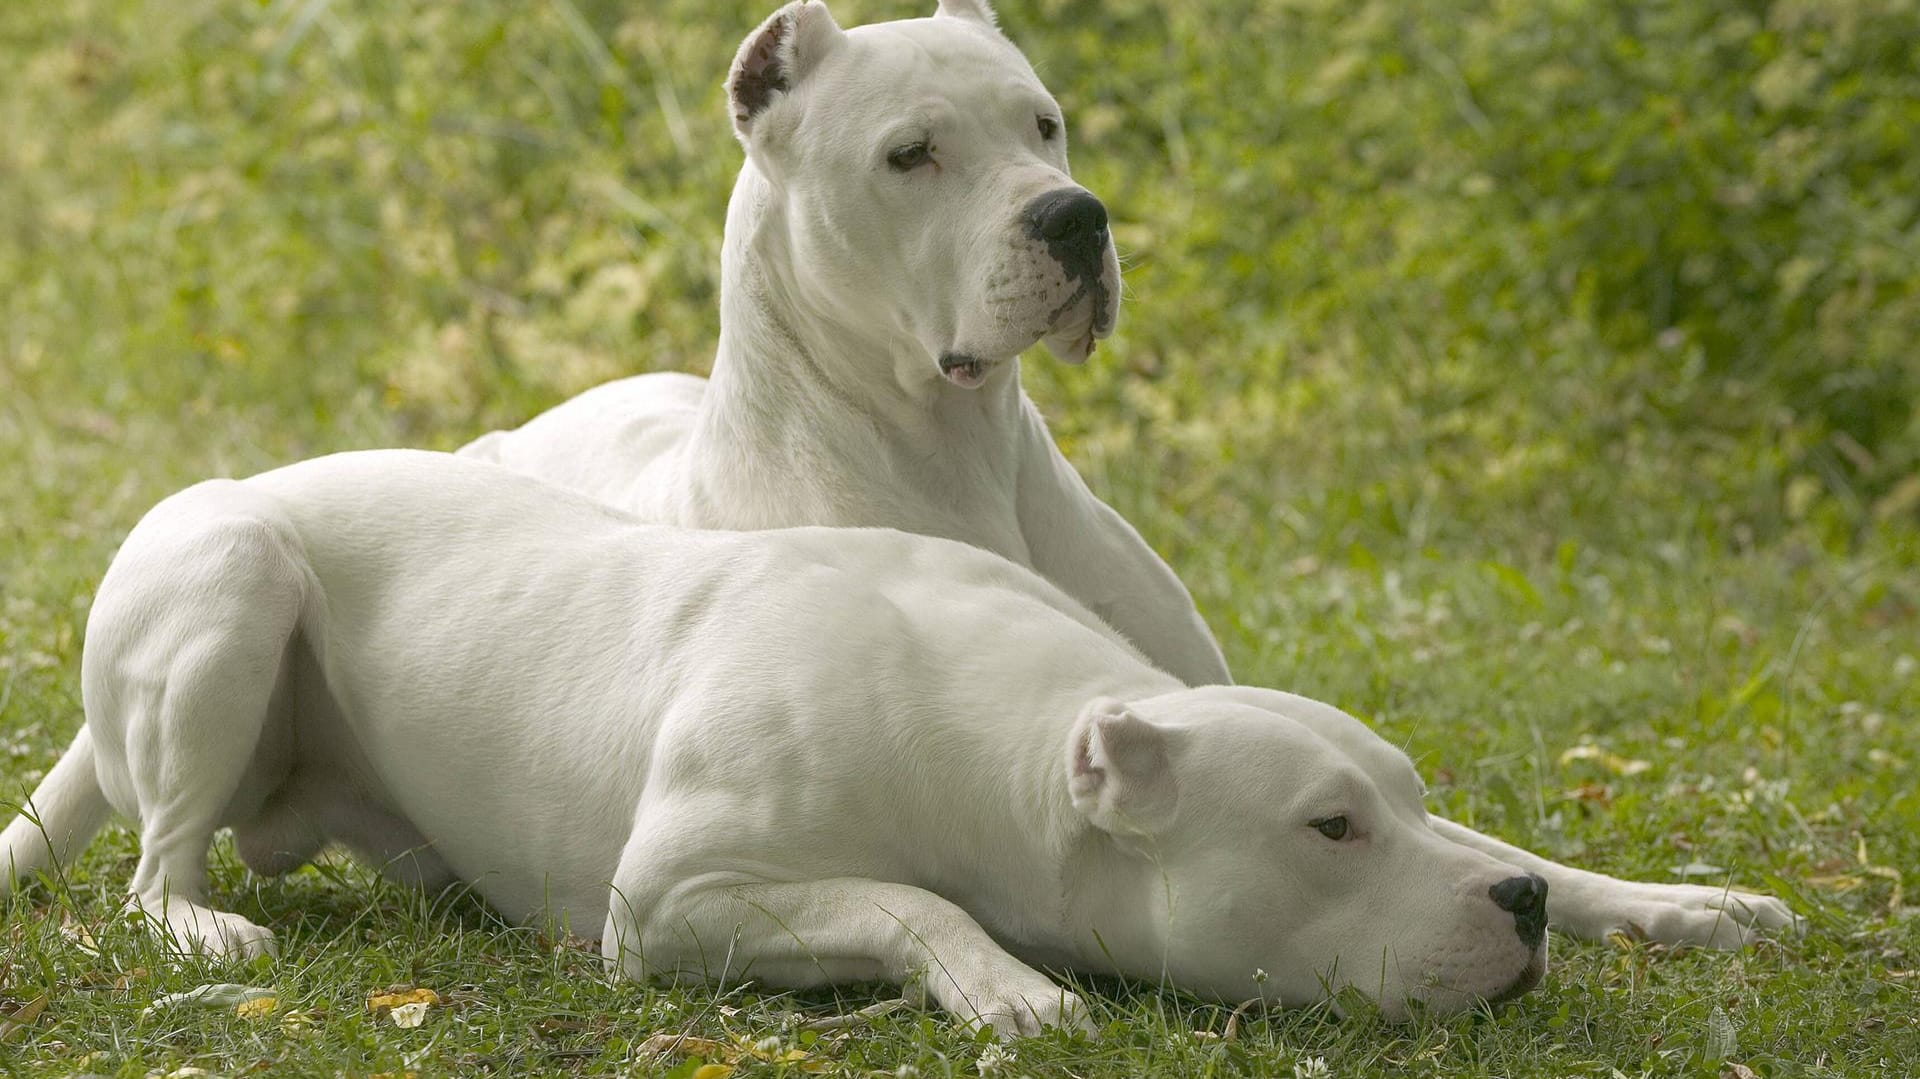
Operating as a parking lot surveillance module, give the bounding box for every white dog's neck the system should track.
[679,165,1033,560]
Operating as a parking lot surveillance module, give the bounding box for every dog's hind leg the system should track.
[85,482,311,960]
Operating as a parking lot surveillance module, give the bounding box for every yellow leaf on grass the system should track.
[1558,743,1651,776]
[691,1066,735,1079]
[367,988,441,1015]
[635,1031,829,1073]
[234,995,279,1018]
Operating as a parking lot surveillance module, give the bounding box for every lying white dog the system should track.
[1,453,1795,1031]
[459,0,1233,687]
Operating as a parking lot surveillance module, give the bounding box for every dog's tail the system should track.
[2,726,110,900]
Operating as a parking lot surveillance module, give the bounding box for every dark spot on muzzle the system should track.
[1022,188,1112,332]
[1490,872,1549,951]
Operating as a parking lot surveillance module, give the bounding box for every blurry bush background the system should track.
[4,0,1916,547]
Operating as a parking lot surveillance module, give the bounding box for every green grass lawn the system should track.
[3,0,1917,1075]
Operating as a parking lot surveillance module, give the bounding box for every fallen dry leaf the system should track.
[1564,783,1613,806]
[796,997,909,1032]
[636,1032,829,1073]
[1558,743,1651,776]
[367,988,441,1017]
[234,996,278,1019]
[0,993,49,1044]
[637,1033,728,1058]
[140,984,275,1019]
[57,914,101,956]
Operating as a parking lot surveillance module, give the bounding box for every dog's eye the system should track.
[887,142,932,172]
[1037,115,1059,141]
[1310,816,1349,841]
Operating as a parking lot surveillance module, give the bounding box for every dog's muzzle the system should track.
[1024,187,1117,356]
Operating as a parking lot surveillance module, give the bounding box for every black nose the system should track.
[1489,873,1548,950]
[1023,188,1109,262]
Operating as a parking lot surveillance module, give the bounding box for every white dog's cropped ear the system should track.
[934,0,998,27]
[1068,698,1176,836]
[728,1,845,142]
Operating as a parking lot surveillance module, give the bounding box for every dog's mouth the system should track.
[1485,952,1546,1005]
[1040,308,1100,366]
[938,352,995,389]
[1039,274,1116,366]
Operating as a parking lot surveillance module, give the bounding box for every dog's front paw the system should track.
[131,898,279,960]
[921,963,1093,1039]
[965,980,1092,1040]
[1573,882,1802,948]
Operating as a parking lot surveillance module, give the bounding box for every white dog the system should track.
[6,451,1553,1030]
[458,0,1232,688]
[2,453,1796,1032]
[453,0,1801,955]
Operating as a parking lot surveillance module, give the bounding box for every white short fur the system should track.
[2,453,1797,1031]
[8,450,1555,1029]
[458,0,1231,688]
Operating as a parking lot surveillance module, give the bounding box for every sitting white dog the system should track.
[2,453,1795,1032]
[458,0,1232,688]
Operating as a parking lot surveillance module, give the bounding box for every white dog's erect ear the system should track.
[728,1,845,142]
[934,0,998,27]
[1068,698,1176,836]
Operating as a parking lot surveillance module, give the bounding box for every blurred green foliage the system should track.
[3,0,1916,552]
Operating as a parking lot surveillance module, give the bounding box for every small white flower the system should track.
[1293,1056,1330,1079]
[976,1042,1016,1075]
[1252,968,1269,984]
[389,1001,431,1028]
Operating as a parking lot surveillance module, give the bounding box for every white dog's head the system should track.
[725,0,1121,388]
[1068,686,1547,1018]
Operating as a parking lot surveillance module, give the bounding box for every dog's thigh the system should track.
[86,490,310,959]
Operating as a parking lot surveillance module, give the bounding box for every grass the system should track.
[2,0,1917,1075]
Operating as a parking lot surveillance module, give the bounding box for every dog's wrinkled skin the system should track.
[458,0,1229,688]
[3,451,1572,1031]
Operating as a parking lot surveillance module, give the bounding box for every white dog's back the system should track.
[460,372,707,521]
[59,450,1159,926]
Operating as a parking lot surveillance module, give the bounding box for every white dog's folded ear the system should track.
[934,0,998,27]
[1068,697,1176,836]
[728,1,845,142]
